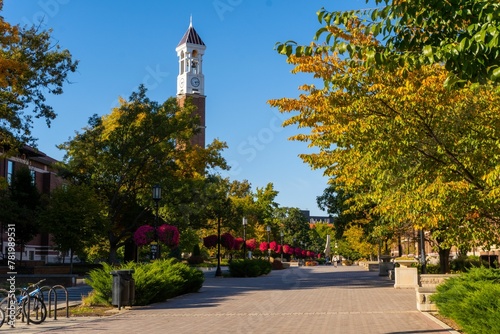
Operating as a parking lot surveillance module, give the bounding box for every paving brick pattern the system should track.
[5,266,457,333]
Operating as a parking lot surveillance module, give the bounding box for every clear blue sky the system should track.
[3,0,367,216]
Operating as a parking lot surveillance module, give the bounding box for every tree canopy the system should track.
[269,16,500,263]
[277,1,500,86]
[58,86,228,263]
[0,3,77,147]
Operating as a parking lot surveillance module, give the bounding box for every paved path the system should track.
[3,266,458,333]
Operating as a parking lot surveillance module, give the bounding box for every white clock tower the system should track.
[176,18,206,147]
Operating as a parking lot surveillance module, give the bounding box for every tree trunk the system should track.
[438,247,451,273]
[108,233,120,264]
[123,238,137,262]
[398,235,403,257]
[108,246,118,264]
[69,249,74,274]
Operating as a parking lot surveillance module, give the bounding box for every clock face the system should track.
[179,78,184,88]
[191,77,200,87]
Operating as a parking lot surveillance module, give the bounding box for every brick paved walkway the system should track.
[4,265,458,333]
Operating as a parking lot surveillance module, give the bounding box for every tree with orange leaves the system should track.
[269,17,500,272]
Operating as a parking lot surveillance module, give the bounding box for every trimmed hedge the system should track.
[87,258,204,306]
[229,259,272,277]
[431,267,500,334]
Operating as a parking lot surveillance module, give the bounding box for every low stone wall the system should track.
[416,274,459,312]
[0,265,71,275]
[359,261,379,272]
[34,266,71,275]
[0,274,79,289]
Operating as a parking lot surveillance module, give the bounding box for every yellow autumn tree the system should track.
[269,17,500,271]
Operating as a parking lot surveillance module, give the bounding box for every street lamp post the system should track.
[242,217,247,259]
[215,217,222,277]
[280,231,284,262]
[266,225,271,261]
[420,229,427,274]
[151,184,161,260]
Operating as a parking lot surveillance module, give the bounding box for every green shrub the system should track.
[418,263,440,274]
[86,259,204,306]
[193,244,201,257]
[86,262,114,305]
[431,267,500,334]
[450,255,488,272]
[229,259,272,277]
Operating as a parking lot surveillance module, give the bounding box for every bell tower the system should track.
[176,18,206,148]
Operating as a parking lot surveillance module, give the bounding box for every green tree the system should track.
[0,3,78,147]
[58,86,227,263]
[8,167,41,260]
[277,1,500,85]
[317,184,360,239]
[274,207,311,249]
[39,184,104,271]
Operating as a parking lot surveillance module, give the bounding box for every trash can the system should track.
[111,269,135,309]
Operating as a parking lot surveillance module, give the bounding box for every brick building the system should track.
[0,146,67,263]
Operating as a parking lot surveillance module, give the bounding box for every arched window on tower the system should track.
[191,50,198,74]
[180,51,185,75]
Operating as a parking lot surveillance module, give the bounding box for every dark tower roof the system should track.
[177,24,205,47]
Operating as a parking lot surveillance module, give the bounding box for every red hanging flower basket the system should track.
[157,224,180,248]
[133,225,155,247]
[220,232,235,250]
[203,235,218,249]
[259,241,269,252]
[233,237,244,250]
[246,238,257,251]
[133,224,180,248]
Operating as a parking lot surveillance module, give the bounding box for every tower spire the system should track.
[189,15,193,27]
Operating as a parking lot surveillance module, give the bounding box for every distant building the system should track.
[301,210,332,224]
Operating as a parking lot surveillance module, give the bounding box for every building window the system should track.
[30,170,36,185]
[7,160,14,185]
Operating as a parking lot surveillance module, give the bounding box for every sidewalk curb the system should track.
[422,312,461,334]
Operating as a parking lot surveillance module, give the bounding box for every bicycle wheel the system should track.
[0,306,5,328]
[0,296,19,327]
[22,296,47,324]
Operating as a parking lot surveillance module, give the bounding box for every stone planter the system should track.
[395,259,418,267]
[394,266,418,289]
[379,261,394,276]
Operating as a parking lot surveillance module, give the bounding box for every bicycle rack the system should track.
[47,285,69,320]
[0,287,30,326]
[0,283,73,326]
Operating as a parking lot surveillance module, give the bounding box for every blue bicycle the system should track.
[0,279,47,326]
